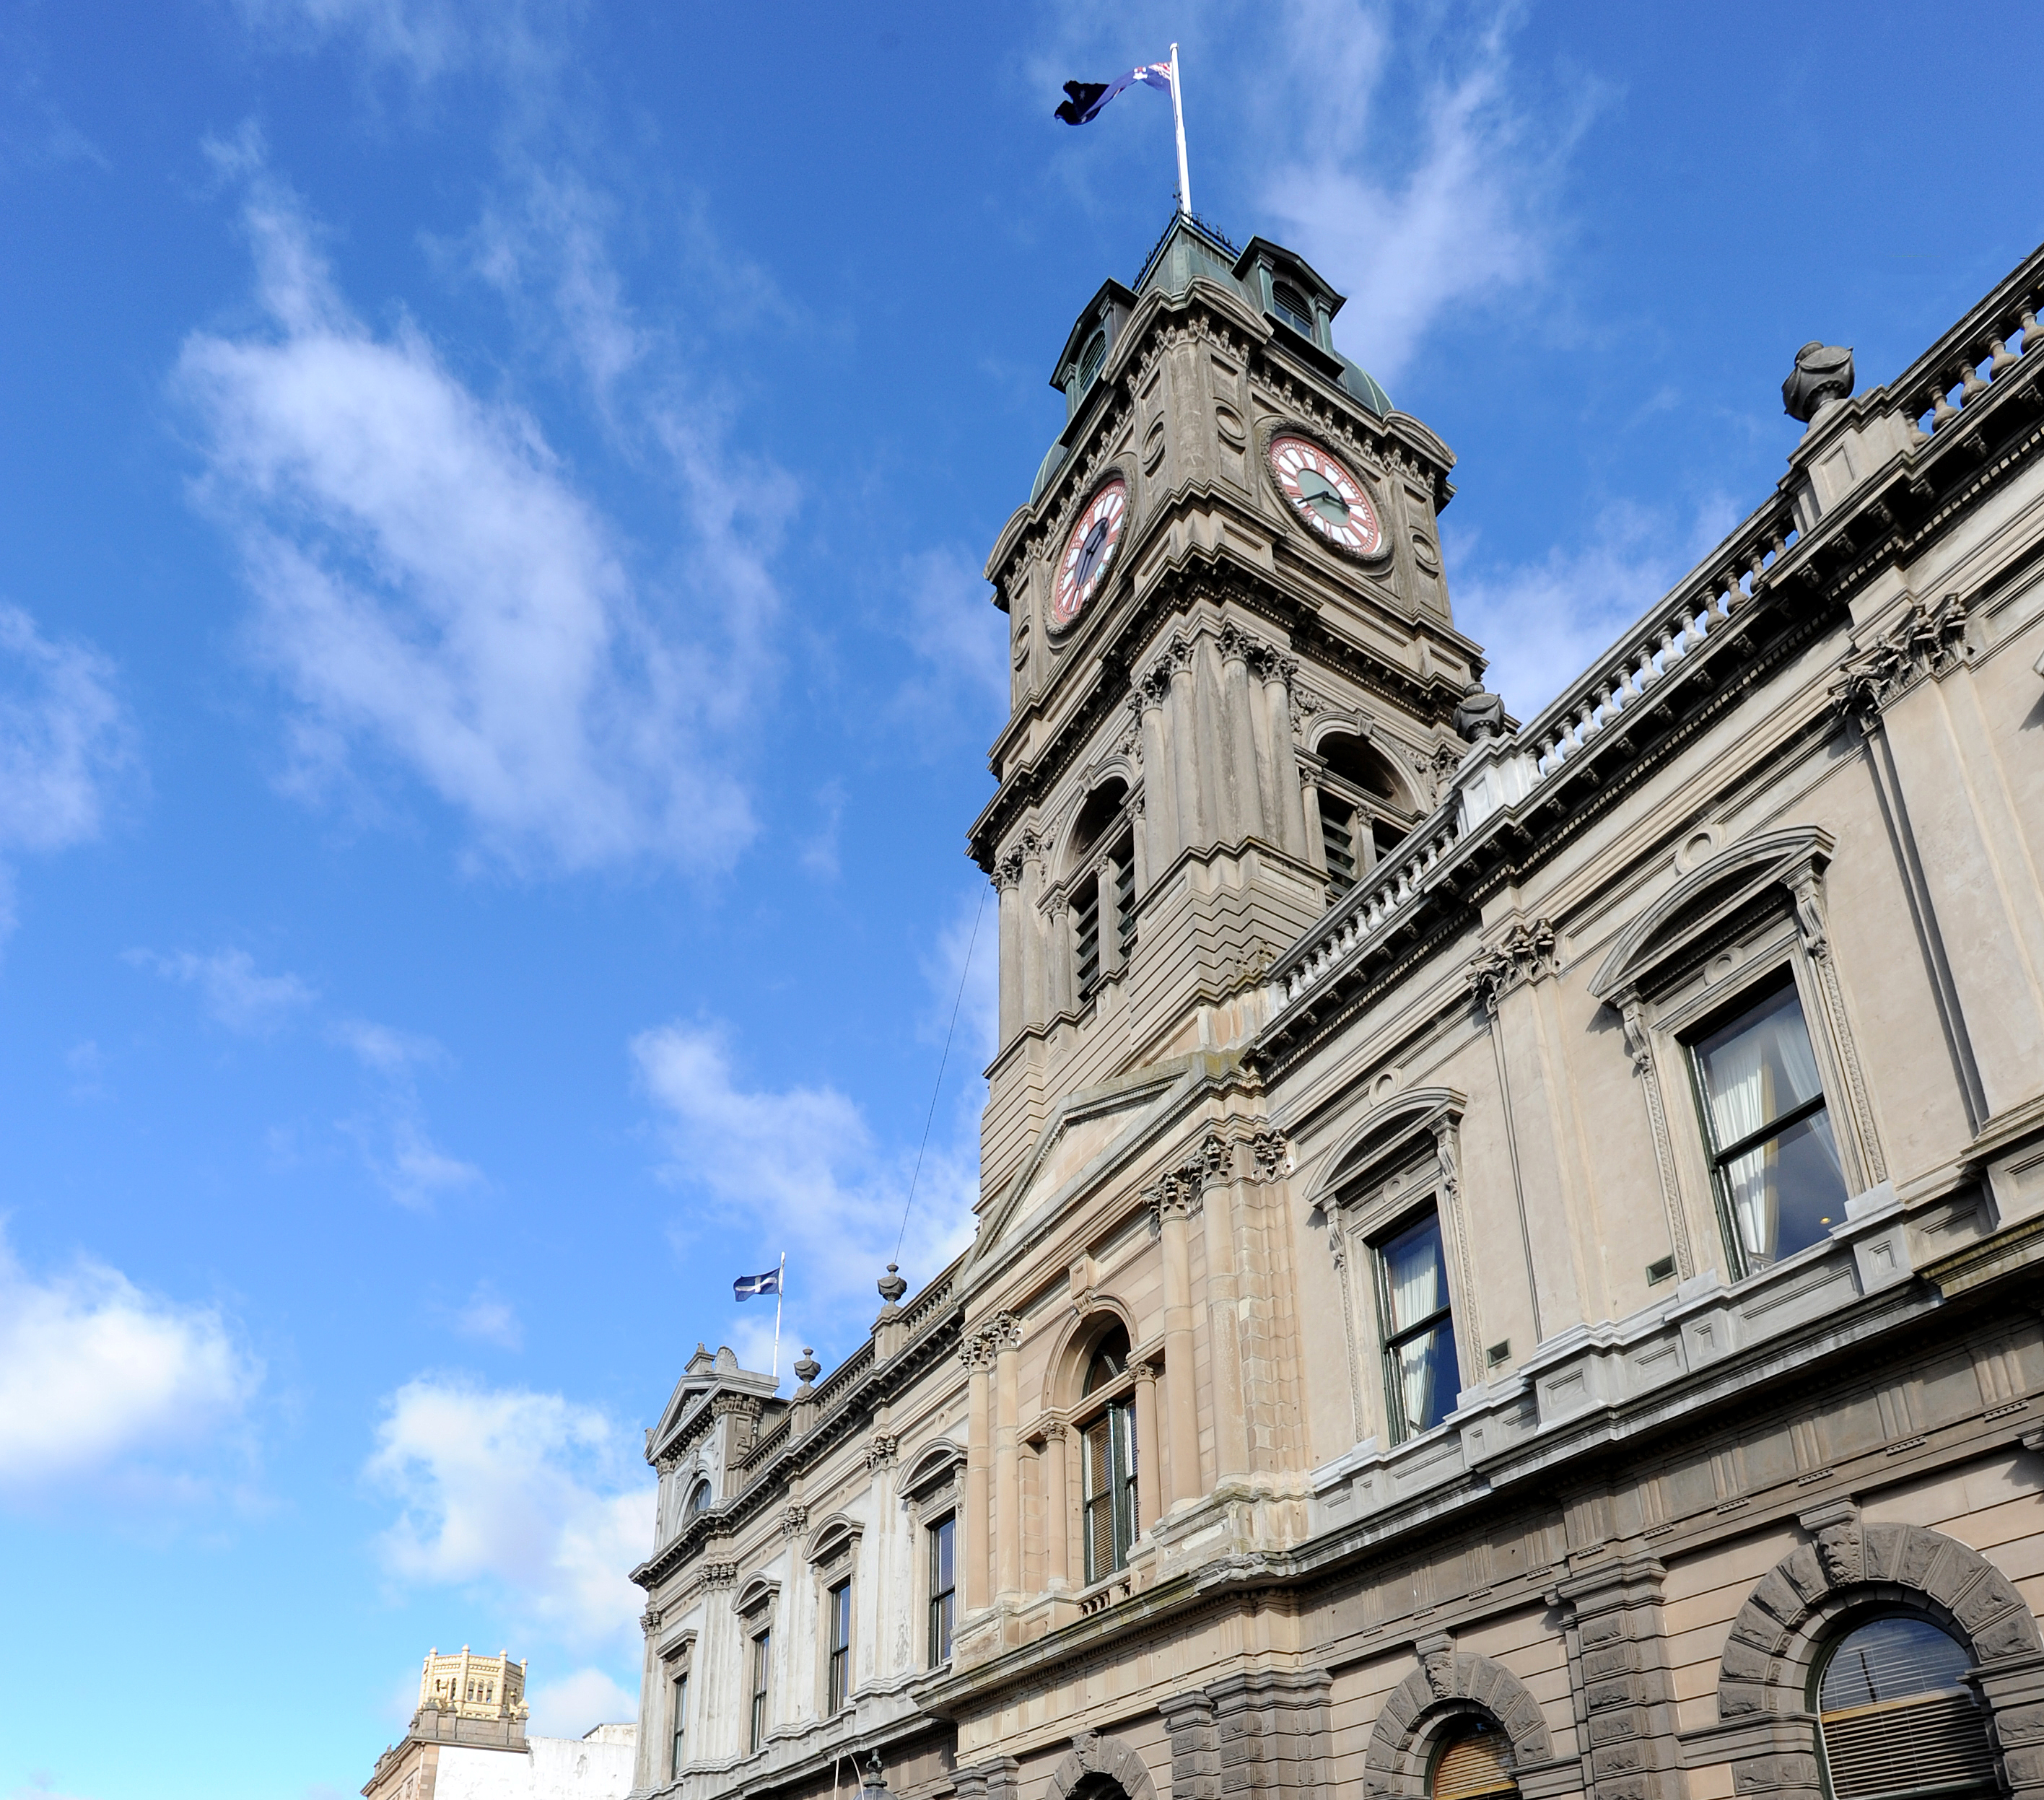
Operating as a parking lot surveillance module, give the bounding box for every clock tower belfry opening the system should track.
[970,212,1487,1209]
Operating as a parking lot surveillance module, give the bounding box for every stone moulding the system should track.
[1041,1730,1160,1800]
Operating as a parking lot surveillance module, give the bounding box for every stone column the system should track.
[963,1330,992,1612]
[1201,1158,1249,1481]
[1132,1360,1161,1537]
[1257,650,1309,857]
[1552,1556,1682,1800]
[1017,832,1047,1033]
[1221,626,1268,844]
[995,857,1021,1044]
[1138,671,1176,876]
[1042,1423,1070,1590]
[1160,1182,1204,1509]
[1169,639,1205,850]
[994,1314,1022,1599]
[1046,894,1072,1018]
[1194,631,1235,842]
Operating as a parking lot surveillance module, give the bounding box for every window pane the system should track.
[1382,1215,1448,1333]
[1393,1319,1459,1434]
[933,1516,953,1594]
[1725,1108,1848,1264]
[1821,1617,1973,1711]
[1696,984,1826,1146]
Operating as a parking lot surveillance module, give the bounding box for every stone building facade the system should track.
[626,214,2044,1800]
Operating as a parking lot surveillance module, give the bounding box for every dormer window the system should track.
[1272,280,1315,339]
[1076,328,1109,395]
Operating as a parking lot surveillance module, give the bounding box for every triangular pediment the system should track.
[971,1060,1197,1260]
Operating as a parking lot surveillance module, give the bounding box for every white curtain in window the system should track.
[1703,1026,1772,1259]
[1773,1005,1846,1189]
[1398,1332,1437,1434]
[1389,1237,1441,1332]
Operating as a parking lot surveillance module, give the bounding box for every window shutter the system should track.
[1820,1692,1997,1800]
[1433,1725,1517,1800]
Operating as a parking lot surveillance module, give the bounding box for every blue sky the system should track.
[0,3,2036,1796]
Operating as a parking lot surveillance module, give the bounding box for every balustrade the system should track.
[1905,284,2043,441]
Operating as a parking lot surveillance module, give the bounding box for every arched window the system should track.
[1077,1323,1137,1581]
[1314,733,1417,896]
[1067,782,1137,998]
[1816,1616,1996,1800]
[685,1479,712,1519]
[1272,281,1315,339]
[1431,1718,1519,1800]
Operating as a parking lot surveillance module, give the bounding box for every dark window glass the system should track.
[1272,281,1315,338]
[670,1671,689,1777]
[1081,1399,1138,1581]
[1320,792,1358,894]
[1111,836,1137,964]
[1083,1326,1130,1394]
[1074,877,1101,995]
[748,1630,770,1752]
[1691,981,1848,1270]
[1376,1212,1459,1441]
[685,1480,711,1519]
[927,1516,956,1666]
[1077,329,1108,392]
[826,1579,852,1713]
[1817,1617,1995,1800]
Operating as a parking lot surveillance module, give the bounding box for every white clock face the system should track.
[1051,479,1128,630]
[1269,434,1383,558]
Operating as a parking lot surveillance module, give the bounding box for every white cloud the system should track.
[331,1017,447,1074]
[1257,4,1592,388]
[230,0,554,85]
[130,946,318,1035]
[0,1233,260,1503]
[176,159,761,874]
[455,1281,523,1350]
[328,1017,481,1205]
[527,1666,636,1736]
[632,982,985,1366]
[886,548,1010,751]
[1446,497,1737,719]
[367,1377,653,1650]
[0,602,133,936]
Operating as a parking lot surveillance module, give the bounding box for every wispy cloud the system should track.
[176,148,762,875]
[0,1232,260,1506]
[366,1376,652,1650]
[332,1018,481,1207]
[0,602,134,939]
[454,1280,522,1350]
[527,1666,635,1735]
[885,548,1010,753]
[1446,496,1738,717]
[128,947,318,1035]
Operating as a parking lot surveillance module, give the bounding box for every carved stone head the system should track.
[1423,1648,1456,1698]
[1816,1520,1862,1586]
[1783,342,1855,423]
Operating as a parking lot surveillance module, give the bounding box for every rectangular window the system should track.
[1689,977,1848,1271]
[1074,878,1101,994]
[748,1629,770,1752]
[927,1516,956,1666]
[669,1670,689,1778]
[1081,1399,1138,1582]
[1111,839,1137,964]
[1319,792,1358,894]
[826,1578,852,1713]
[1376,1210,1459,1442]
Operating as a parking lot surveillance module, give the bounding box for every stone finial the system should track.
[1451,678,1505,743]
[877,1263,908,1305]
[792,1347,821,1394]
[1783,341,1855,422]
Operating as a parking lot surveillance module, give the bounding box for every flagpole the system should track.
[1170,43,1191,216]
[772,1251,786,1383]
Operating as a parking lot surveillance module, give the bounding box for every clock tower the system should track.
[971,213,1488,1209]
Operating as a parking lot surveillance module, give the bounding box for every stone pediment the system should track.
[971,1061,1195,1261]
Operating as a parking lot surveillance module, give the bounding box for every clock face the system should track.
[1050,479,1128,631]
[1268,434,1383,557]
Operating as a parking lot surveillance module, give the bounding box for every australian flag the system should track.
[1055,62,1171,126]
[733,1267,781,1301]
